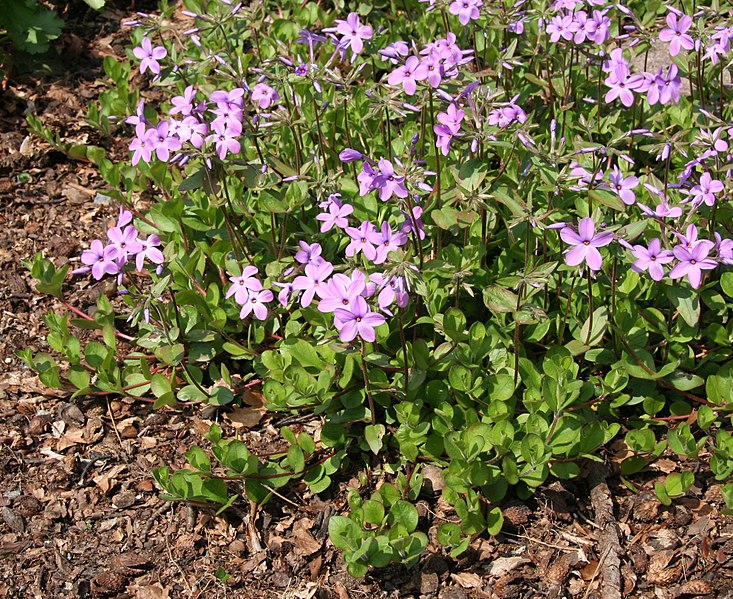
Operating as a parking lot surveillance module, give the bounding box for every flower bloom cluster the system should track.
[386,33,473,96]
[127,78,281,165]
[227,237,412,341]
[74,208,164,282]
[602,48,682,108]
[545,5,611,45]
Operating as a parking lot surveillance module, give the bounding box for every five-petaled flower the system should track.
[132,37,167,75]
[559,217,614,271]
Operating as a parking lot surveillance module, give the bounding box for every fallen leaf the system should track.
[225,405,267,429]
[134,583,170,599]
[450,572,482,588]
[0,372,66,396]
[290,518,322,557]
[489,556,527,578]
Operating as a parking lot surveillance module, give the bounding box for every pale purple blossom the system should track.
[629,238,674,281]
[132,37,167,75]
[81,240,120,280]
[559,217,614,271]
[334,296,385,342]
[669,241,717,288]
[239,289,274,320]
[659,12,694,56]
[333,12,373,56]
[387,56,428,96]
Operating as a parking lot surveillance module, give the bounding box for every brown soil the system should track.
[1,4,733,598]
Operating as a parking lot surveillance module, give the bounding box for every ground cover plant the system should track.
[22,0,733,580]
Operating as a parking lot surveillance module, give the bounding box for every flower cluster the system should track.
[386,33,473,96]
[127,76,281,165]
[74,208,164,282]
[227,237,412,341]
[545,7,611,45]
[603,48,682,108]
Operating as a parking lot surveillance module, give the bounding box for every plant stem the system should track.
[360,340,376,425]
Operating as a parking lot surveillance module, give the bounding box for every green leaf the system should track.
[666,285,700,328]
[287,445,305,473]
[329,516,361,551]
[720,272,733,298]
[655,481,672,506]
[362,499,385,526]
[579,307,608,346]
[156,343,185,365]
[365,424,385,455]
[177,384,208,403]
[486,506,504,535]
[483,285,518,313]
[443,308,468,342]
[388,500,419,533]
[68,366,90,390]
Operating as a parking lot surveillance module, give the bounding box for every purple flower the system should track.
[669,241,717,288]
[345,221,378,261]
[387,56,428,96]
[239,289,274,320]
[644,65,682,105]
[170,85,197,116]
[292,261,334,307]
[129,123,158,166]
[339,148,364,163]
[334,12,373,56]
[135,234,164,271]
[602,48,629,74]
[226,266,262,304]
[334,296,385,342]
[604,65,643,107]
[273,281,294,306]
[358,163,380,196]
[373,158,409,201]
[629,238,674,281]
[571,10,596,44]
[546,13,578,43]
[437,103,464,135]
[379,41,409,64]
[434,124,455,156]
[488,100,527,127]
[715,233,733,265]
[607,167,638,205]
[81,240,120,280]
[318,271,367,313]
[132,37,167,75]
[178,116,208,150]
[449,0,482,26]
[401,205,426,240]
[366,221,408,264]
[152,121,182,162]
[637,200,683,219]
[370,273,409,312]
[659,12,694,57]
[294,241,325,266]
[210,88,245,113]
[587,9,610,44]
[421,54,444,88]
[251,83,279,109]
[106,225,143,262]
[207,119,241,160]
[559,217,614,271]
[317,201,354,232]
[686,172,724,207]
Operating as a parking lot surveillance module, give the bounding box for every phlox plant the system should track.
[23,0,733,574]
